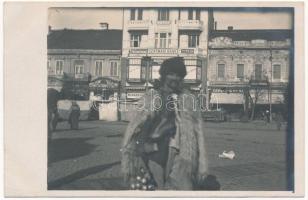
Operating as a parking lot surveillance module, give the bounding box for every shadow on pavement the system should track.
[194,175,221,190]
[48,161,121,190]
[54,127,98,132]
[48,137,97,163]
[105,134,123,138]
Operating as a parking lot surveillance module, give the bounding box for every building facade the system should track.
[207,28,291,116]
[121,8,214,100]
[47,11,292,119]
[47,28,123,91]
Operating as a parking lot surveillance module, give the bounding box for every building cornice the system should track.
[209,47,290,50]
[48,49,121,55]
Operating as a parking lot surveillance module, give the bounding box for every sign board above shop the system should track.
[129,49,148,54]
[127,92,144,99]
[129,48,198,56]
[211,88,244,93]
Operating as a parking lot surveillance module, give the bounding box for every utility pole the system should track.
[143,56,151,93]
[269,46,272,122]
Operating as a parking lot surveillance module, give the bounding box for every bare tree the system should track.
[242,71,269,121]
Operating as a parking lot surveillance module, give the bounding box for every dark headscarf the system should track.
[159,57,187,80]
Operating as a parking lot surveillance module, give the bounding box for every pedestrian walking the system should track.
[48,88,60,134]
[265,109,270,123]
[121,57,208,190]
[68,101,80,130]
[275,112,283,130]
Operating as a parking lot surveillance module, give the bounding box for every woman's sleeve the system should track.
[121,89,157,182]
[194,100,209,178]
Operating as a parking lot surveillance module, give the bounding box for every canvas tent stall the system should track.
[89,77,120,100]
[89,77,120,121]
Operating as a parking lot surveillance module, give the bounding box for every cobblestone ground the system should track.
[47,120,289,191]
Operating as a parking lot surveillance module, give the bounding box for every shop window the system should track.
[141,65,146,80]
[237,64,244,79]
[273,64,281,79]
[151,64,160,80]
[184,59,201,80]
[141,57,152,81]
[128,66,140,80]
[158,9,169,21]
[95,60,103,76]
[128,59,141,80]
[55,60,64,75]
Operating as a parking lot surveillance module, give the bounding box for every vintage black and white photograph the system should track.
[46,6,295,192]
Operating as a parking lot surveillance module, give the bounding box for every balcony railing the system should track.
[179,48,204,55]
[156,20,172,25]
[127,20,150,30]
[177,20,203,31]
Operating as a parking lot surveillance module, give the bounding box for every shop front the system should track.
[124,48,205,101]
[208,84,286,121]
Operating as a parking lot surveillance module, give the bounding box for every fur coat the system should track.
[121,88,208,186]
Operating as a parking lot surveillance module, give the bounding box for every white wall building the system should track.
[121,8,214,100]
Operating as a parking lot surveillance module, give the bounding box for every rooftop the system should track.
[48,29,122,50]
[210,29,292,41]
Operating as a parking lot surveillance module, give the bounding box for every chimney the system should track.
[228,26,233,31]
[100,23,109,30]
[214,21,217,30]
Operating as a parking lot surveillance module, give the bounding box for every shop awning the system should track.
[210,92,284,105]
[210,93,244,104]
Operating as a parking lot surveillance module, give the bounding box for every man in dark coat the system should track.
[47,88,60,134]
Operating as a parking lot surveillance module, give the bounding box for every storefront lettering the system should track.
[127,93,144,99]
[148,49,178,54]
[129,48,199,56]
[212,88,243,93]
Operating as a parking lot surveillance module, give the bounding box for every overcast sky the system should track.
[48,8,292,30]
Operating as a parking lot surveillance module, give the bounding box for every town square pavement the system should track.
[48,120,289,191]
